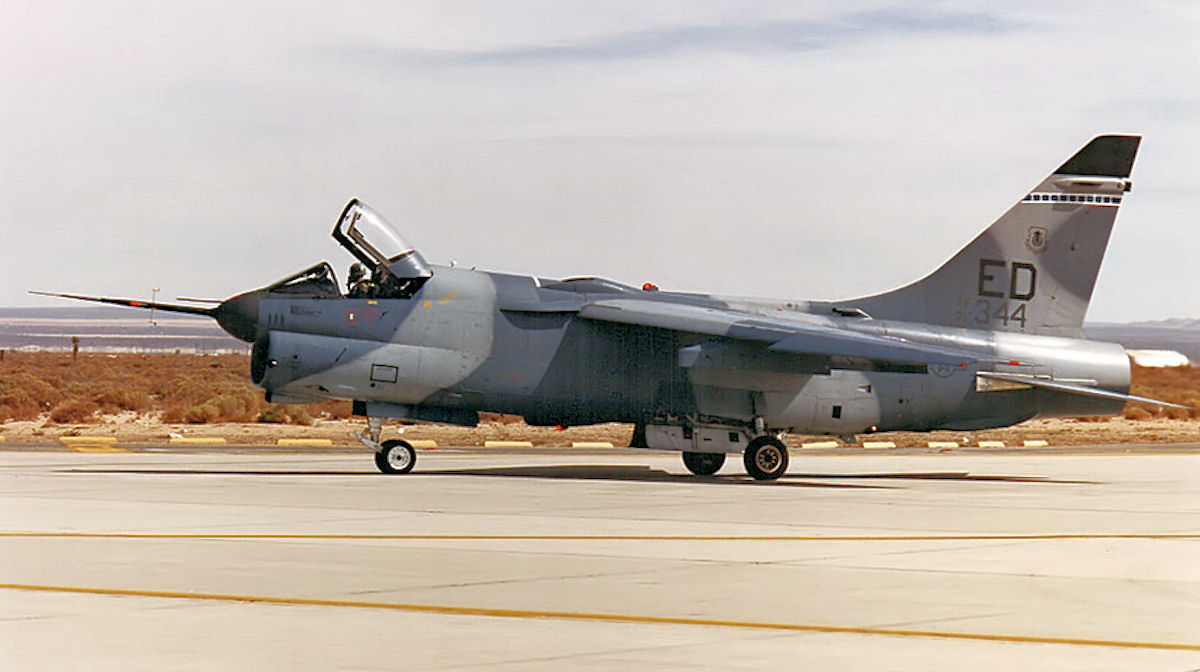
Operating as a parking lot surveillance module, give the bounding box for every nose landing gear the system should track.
[356,416,417,474]
[375,439,416,474]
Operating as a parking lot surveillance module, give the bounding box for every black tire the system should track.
[682,451,726,476]
[629,422,648,448]
[374,439,416,474]
[743,436,788,481]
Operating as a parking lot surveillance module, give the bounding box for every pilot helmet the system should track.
[348,263,366,282]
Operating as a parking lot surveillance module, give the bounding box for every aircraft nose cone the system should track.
[214,290,263,342]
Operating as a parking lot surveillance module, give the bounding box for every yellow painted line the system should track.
[0,436,6,441]
[407,440,438,449]
[927,441,959,449]
[3,532,1193,541]
[58,436,127,453]
[977,440,1007,448]
[801,441,841,449]
[572,441,614,448]
[66,444,130,453]
[169,437,228,445]
[861,441,896,449]
[483,441,533,448]
[1024,440,1050,448]
[276,438,333,447]
[0,582,1194,651]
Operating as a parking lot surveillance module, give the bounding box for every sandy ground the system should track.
[2,412,1197,447]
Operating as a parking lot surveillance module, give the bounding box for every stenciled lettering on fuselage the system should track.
[345,306,381,326]
[956,259,1037,328]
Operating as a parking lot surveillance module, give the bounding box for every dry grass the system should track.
[1125,364,1200,419]
[1,354,1197,447]
[0,352,349,425]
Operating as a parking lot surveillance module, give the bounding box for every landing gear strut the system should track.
[682,451,726,476]
[743,435,788,481]
[356,416,417,475]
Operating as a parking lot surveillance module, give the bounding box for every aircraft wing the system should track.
[578,299,987,366]
[976,372,1189,408]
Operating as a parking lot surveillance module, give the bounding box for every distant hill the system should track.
[0,305,209,321]
[0,306,242,353]
[1085,320,1200,362]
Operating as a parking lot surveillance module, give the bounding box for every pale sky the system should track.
[2,1,1197,322]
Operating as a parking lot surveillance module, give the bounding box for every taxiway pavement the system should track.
[1,445,1197,670]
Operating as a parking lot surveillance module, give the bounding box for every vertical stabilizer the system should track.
[837,135,1140,337]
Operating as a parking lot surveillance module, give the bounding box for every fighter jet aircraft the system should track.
[35,134,1182,479]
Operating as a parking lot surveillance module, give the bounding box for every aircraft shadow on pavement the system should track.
[60,466,1092,486]
[415,465,1094,487]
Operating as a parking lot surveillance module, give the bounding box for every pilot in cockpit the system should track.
[347,263,371,298]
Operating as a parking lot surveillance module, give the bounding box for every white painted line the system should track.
[1023,440,1050,448]
[800,441,841,449]
[927,441,959,449]
[571,442,614,448]
[484,441,533,448]
[276,439,333,447]
[977,440,1006,448]
[169,437,228,445]
[861,441,896,449]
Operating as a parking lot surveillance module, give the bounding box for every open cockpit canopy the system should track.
[264,262,342,298]
[332,199,432,298]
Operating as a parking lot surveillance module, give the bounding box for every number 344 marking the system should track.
[969,299,1027,328]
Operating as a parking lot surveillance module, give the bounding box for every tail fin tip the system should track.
[1054,135,1141,178]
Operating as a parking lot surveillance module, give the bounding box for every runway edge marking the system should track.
[0,582,1195,652]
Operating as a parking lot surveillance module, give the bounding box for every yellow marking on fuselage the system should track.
[0,582,1194,651]
[437,290,459,305]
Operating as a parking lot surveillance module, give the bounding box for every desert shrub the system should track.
[1123,406,1152,421]
[182,403,221,424]
[0,387,40,421]
[49,400,100,424]
[206,392,259,422]
[94,388,151,414]
[1164,406,1191,420]
[313,400,353,420]
[256,405,290,424]
[1,372,62,410]
[288,408,314,425]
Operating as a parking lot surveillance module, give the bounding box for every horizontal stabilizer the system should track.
[977,372,1188,409]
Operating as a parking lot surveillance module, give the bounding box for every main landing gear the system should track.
[679,435,790,481]
[357,416,417,475]
[742,435,789,481]
[681,451,726,476]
